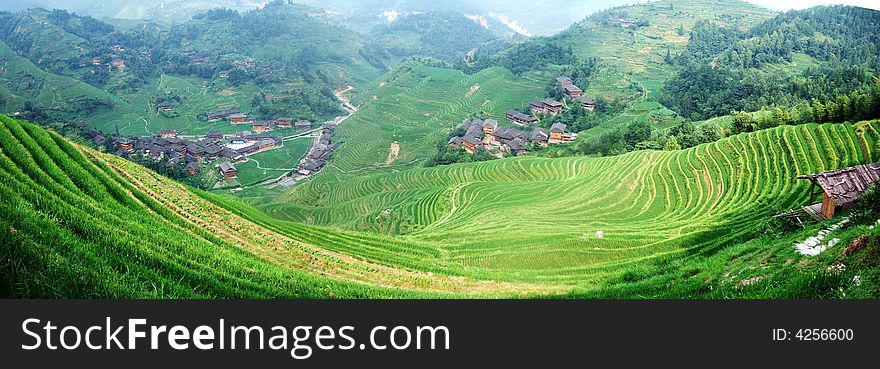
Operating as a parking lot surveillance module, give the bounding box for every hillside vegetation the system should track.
[662,5,880,120]
[3,114,880,298]
[0,115,552,298]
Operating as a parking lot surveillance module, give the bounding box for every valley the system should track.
[2,0,880,299]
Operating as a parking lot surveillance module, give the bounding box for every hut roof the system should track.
[798,163,880,205]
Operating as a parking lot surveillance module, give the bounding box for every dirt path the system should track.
[466,83,480,97]
[385,142,400,164]
[433,183,470,227]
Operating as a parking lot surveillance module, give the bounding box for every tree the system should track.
[811,99,826,122]
[624,121,652,148]
[664,135,681,151]
[677,24,686,36]
[731,111,754,134]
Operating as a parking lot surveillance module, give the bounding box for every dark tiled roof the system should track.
[798,163,880,205]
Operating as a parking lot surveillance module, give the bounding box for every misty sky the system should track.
[744,0,880,10]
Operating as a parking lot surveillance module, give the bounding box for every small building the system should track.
[159,129,179,139]
[790,163,880,220]
[549,123,567,142]
[115,137,134,152]
[185,162,200,176]
[448,136,463,148]
[157,101,175,112]
[219,162,237,179]
[228,113,248,124]
[529,101,546,115]
[294,120,312,131]
[205,145,223,159]
[219,70,230,78]
[575,96,596,111]
[91,57,102,66]
[111,45,124,52]
[276,117,293,129]
[482,119,498,134]
[531,128,549,147]
[506,109,538,126]
[462,136,484,154]
[252,121,272,133]
[111,59,126,69]
[206,131,224,141]
[504,139,528,156]
[542,99,564,115]
[562,84,584,98]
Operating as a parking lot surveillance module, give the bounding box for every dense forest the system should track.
[364,11,504,64]
[662,6,880,120]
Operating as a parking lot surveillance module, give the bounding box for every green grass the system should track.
[3,114,880,298]
[551,0,777,136]
[233,138,312,186]
[319,64,550,178]
[261,121,880,288]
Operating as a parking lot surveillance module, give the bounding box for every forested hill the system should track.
[363,11,507,65]
[0,3,380,131]
[662,5,880,121]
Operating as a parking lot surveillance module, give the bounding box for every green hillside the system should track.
[315,64,550,176]
[662,5,880,120]
[363,11,505,65]
[0,114,553,298]
[5,113,880,298]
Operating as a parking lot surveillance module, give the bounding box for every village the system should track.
[447,76,594,157]
[98,98,342,187]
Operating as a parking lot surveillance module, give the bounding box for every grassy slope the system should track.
[0,115,552,298]
[322,64,548,175]
[262,120,880,289]
[552,0,777,136]
[0,41,120,118]
[3,115,880,298]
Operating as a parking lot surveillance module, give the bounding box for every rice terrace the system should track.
[2,0,880,299]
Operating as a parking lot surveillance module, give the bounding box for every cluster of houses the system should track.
[447,75,592,156]
[202,108,312,133]
[448,119,577,157]
[109,129,282,180]
[502,76,596,128]
[295,124,339,176]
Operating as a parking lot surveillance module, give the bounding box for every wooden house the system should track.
[115,138,134,152]
[531,128,549,147]
[157,101,175,112]
[185,162,200,176]
[507,109,538,126]
[549,123,567,142]
[794,163,880,220]
[563,84,584,98]
[111,59,126,68]
[219,162,237,179]
[575,96,596,111]
[276,117,293,129]
[229,113,248,124]
[529,101,546,115]
[482,119,498,134]
[206,131,224,141]
[159,130,179,139]
[462,136,483,154]
[542,99,564,115]
[294,120,312,131]
[556,76,573,86]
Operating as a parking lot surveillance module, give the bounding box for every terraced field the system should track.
[264,121,880,285]
[324,64,551,176]
[3,112,879,297]
[0,115,555,298]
